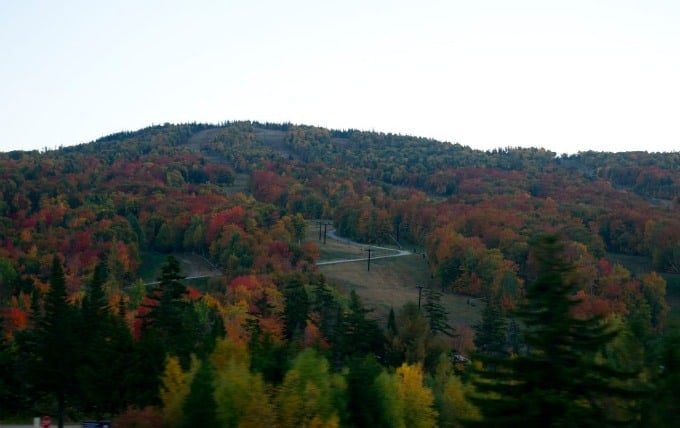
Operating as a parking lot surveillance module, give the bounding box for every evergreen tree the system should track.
[180,360,217,427]
[386,302,431,366]
[423,287,457,338]
[387,307,398,336]
[0,311,23,417]
[131,256,197,406]
[466,235,642,427]
[138,256,202,367]
[338,290,385,360]
[472,297,508,362]
[33,256,81,428]
[642,321,680,427]
[346,355,385,427]
[311,277,340,345]
[281,273,309,340]
[245,291,289,383]
[77,261,135,417]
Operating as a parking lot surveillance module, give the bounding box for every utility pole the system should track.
[365,248,373,271]
[318,221,323,241]
[417,284,425,312]
[323,222,329,244]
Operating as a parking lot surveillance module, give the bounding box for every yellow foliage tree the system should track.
[375,363,438,428]
[211,337,276,428]
[275,348,345,428]
[159,355,198,427]
[396,363,438,428]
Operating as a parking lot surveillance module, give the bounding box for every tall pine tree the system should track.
[472,297,508,362]
[466,235,641,427]
[423,287,457,338]
[77,261,135,417]
[32,256,81,428]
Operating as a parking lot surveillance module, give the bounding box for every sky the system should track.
[1,0,679,154]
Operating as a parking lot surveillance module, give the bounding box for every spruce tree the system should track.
[466,235,641,427]
[180,360,217,427]
[642,321,680,427]
[339,290,384,359]
[472,297,508,362]
[423,287,457,338]
[281,273,309,340]
[78,261,135,417]
[33,256,81,428]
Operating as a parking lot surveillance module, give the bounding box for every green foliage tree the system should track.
[139,256,207,366]
[280,273,310,341]
[466,235,642,427]
[642,321,680,427]
[472,297,508,362]
[430,354,480,427]
[179,359,217,427]
[310,277,341,347]
[275,348,347,427]
[423,287,457,338]
[212,338,276,428]
[386,302,430,366]
[131,256,203,407]
[345,355,385,427]
[33,256,81,428]
[77,261,135,417]
[338,290,384,360]
[0,257,19,302]
[0,310,25,417]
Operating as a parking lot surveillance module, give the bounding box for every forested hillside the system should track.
[1,122,678,426]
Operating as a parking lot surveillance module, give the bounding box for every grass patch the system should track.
[137,251,170,282]
[138,251,221,283]
[319,253,481,328]
[309,222,482,328]
[309,226,399,261]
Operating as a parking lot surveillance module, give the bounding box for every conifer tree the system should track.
[33,256,81,428]
[472,297,508,362]
[77,261,135,416]
[423,287,457,338]
[281,274,309,340]
[338,290,384,359]
[180,360,217,427]
[642,321,680,427]
[466,235,641,427]
[138,256,202,366]
[311,277,340,345]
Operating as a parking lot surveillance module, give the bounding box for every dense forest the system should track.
[1,121,678,426]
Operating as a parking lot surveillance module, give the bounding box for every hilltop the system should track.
[0,121,678,423]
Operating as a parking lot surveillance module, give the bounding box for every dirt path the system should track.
[316,229,411,265]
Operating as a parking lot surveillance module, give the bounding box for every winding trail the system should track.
[316,229,412,266]
[135,227,412,288]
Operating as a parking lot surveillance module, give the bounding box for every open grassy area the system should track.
[317,244,482,329]
[137,251,221,283]
[310,228,399,261]
[137,251,170,282]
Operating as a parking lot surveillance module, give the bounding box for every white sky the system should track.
[1,0,679,154]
